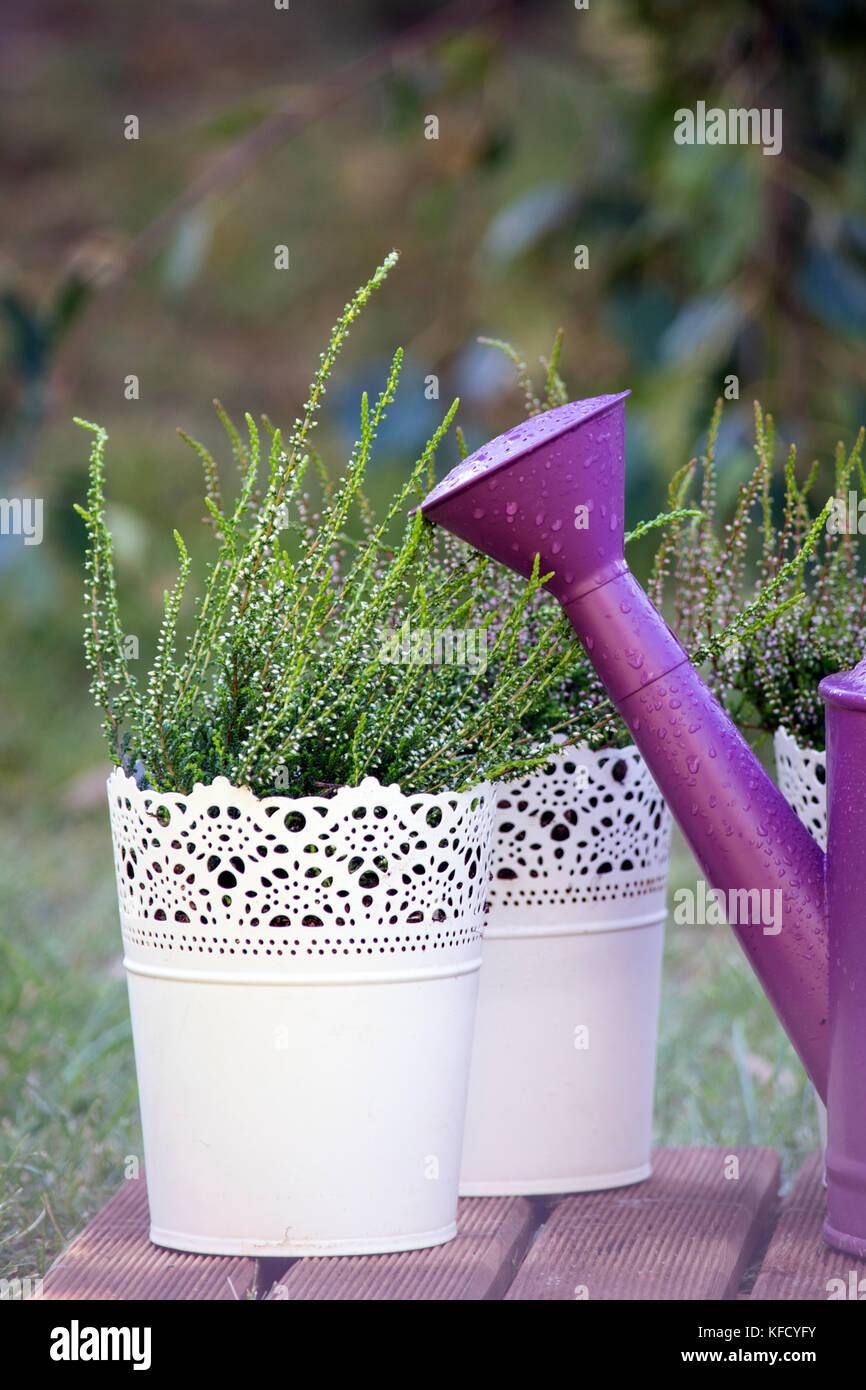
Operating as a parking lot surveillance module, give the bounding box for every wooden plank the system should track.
[505,1147,779,1301]
[37,1177,287,1301]
[264,1196,537,1300]
[750,1151,866,1300]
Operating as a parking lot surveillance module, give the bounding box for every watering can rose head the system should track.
[421,393,631,605]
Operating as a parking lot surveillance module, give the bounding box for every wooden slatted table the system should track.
[36,1148,866,1301]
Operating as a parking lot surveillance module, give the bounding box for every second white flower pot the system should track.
[460,743,671,1196]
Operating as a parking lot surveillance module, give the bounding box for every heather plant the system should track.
[650,401,866,751]
[75,254,581,799]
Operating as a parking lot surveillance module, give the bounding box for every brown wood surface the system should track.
[43,1147,863,1301]
[264,1196,536,1300]
[505,1147,780,1301]
[750,1151,866,1300]
[36,1176,285,1301]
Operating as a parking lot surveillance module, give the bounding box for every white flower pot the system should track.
[108,770,493,1256]
[459,744,671,1195]
[773,726,828,1173]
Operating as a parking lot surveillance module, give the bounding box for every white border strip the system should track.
[483,908,667,939]
[122,955,483,987]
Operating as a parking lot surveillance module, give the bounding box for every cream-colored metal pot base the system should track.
[459,1162,651,1198]
[149,1221,458,1258]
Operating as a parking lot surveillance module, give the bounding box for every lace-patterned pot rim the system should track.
[108,770,494,983]
[486,741,671,929]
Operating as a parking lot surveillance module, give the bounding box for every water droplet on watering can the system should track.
[472,507,486,520]
[552,519,562,532]
[535,513,545,526]
[670,698,681,709]
[586,635,594,650]
[619,602,631,614]
[506,501,518,516]
[686,755,701,774]
[709,795,717,808]
[552,541,562,555]
[626,650,644,669]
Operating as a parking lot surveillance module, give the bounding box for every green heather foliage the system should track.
[76,255,581,798]
[650,402,866,751]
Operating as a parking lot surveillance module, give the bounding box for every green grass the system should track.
[0,806,140,1288]
[655,827,821,1170]
[0,809,821,1287]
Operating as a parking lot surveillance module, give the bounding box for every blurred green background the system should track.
[2,0,864,1283]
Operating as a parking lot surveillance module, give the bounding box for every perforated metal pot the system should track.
[460,743,671,1195]
[109,770,493,1256]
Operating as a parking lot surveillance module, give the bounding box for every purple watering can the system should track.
[420,392,865,1256]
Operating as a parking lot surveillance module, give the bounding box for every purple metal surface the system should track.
[421,395,829,1098]
[820,661,866,1255]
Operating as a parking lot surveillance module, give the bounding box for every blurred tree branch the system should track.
[47,0,511,426]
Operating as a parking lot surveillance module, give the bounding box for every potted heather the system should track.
[76,255,570,1257]
[650,400,865,1163]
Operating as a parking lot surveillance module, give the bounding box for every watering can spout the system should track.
[421,395,829,1098]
